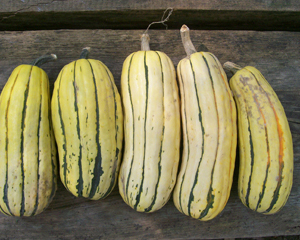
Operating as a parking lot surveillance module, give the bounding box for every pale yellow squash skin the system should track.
[226,64,293,214]
[173,52,237,221]
[51,57,123,200]
[0,63,57,216]
[119,48,181,212]
[173,25,237,221]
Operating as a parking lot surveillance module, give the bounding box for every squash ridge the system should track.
[86,59,104,199]
[133,52,149,211]
[2,67,21,216]
[124,53,136,204]
[19,66,33,216]
[144,51,165,213]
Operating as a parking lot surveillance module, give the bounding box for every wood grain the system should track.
[0,29,299,239]
[2,0,300,12]
[1,0,300,31]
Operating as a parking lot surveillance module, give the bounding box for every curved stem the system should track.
[30,54,57,67]
[143,7,173,35]
[141,33,151,51]
[180,24,197,57]
[79,47,91,59]
[223,61,243,74]
[140,8,173,51]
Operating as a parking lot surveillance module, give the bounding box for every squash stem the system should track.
[141,33,151,51]
[223,61,243,74]
[30,54,57,67]
[180,24,197,57]
[79,47,91,59]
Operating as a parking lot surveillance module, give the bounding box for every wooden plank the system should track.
[0,29,299,239]
[1,1,300,31]
[2,0,300,12]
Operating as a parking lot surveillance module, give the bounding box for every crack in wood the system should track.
[288,118,300,125]
[0,0,60,22]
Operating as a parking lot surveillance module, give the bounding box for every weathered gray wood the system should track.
[1,0,300,31]
[0,29,299,239]
[2,0,300,12]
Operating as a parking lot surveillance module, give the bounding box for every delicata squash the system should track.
[118,33,181,212]
[51,48,123,200]
[173,25,237,221]
[224,62,293,214]
[0,54,58,216]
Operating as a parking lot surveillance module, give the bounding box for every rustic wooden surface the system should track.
[1,0,300,31]
[0,29,299,239]
[2,0,300,11]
